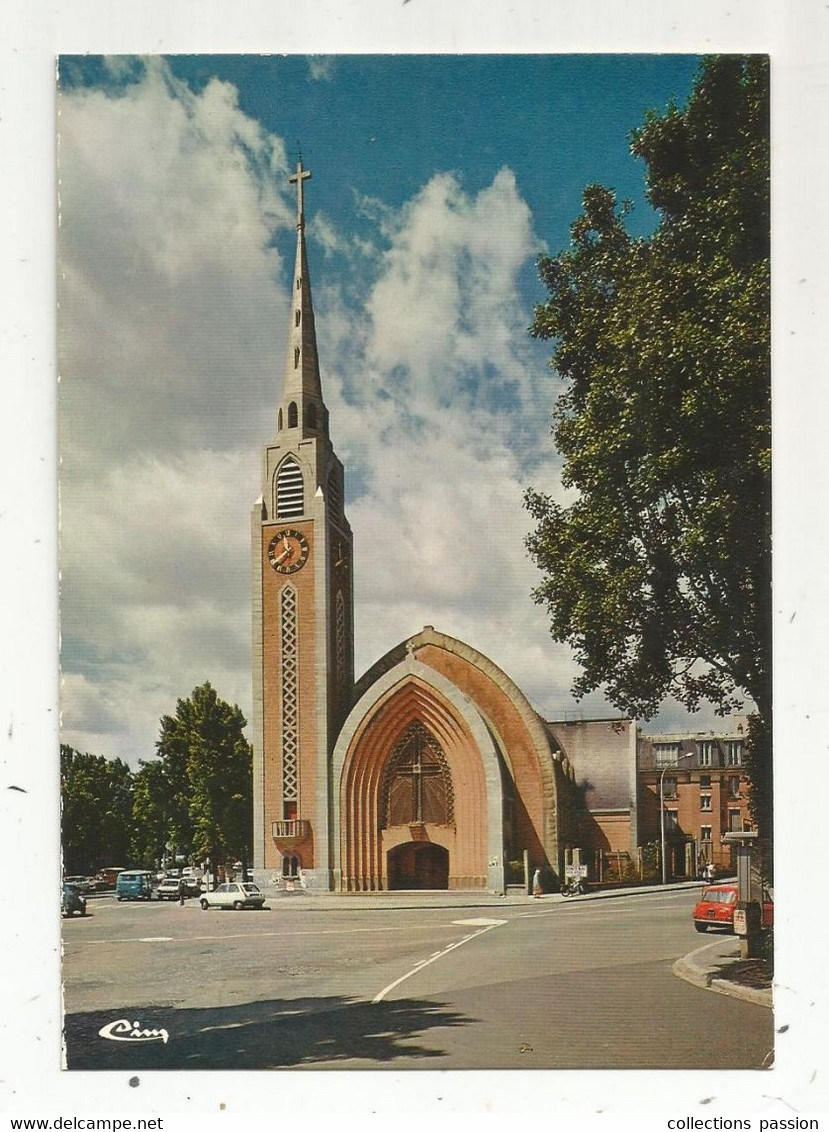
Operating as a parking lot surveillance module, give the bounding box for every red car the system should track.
[692,883,774,933]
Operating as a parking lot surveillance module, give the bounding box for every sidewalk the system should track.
[258,877,703,912]
[672,933,773,1008]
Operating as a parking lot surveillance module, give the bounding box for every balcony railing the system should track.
[271,820,311,840]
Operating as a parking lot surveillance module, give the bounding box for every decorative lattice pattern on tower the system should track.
[381,720,454,828]
[276,458,304,518]
[335,589,346,694]
[280,585,299,802]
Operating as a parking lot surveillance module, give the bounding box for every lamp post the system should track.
[660,752,694,885]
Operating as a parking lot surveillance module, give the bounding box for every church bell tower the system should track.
[251,160,354,889]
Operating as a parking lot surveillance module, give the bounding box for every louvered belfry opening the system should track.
[276,458,304,519]
[382,720,454,828]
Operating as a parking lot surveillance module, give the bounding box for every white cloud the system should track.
[58,60,293,760]
[61,62,681,767]
[312,168,583,715]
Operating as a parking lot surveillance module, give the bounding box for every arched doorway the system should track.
[387,842,449,890]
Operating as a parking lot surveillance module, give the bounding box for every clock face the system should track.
[267,529,310,574]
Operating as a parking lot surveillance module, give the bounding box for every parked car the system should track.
[64,875,95,894]
[94,867,124,890]
[692,884,774,933]
[199,882,266,911]
[155,877,185,900]
[116,870,156,901]
[61,883,87,917]
[156,876,201,899]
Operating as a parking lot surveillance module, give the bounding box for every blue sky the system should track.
[57,53,727,764]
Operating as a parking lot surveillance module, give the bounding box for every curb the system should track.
[672,939,773,1009]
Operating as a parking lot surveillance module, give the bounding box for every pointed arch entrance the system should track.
[381,720,453,890]
[332,657,507,892]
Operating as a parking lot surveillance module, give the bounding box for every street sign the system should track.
[565,864,588,878]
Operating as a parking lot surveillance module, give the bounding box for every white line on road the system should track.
[82,922,463,946]
[372,920,506,1004]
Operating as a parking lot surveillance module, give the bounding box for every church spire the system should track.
[278,157,328,438]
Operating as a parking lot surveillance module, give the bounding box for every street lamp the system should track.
[660,752,694,885]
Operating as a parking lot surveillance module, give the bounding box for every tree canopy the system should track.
[153,682,253,873]
[60,746,134,873]
[525,57,770,827]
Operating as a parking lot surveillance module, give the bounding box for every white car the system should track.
[155,877,184,900]
[199,882,266,911]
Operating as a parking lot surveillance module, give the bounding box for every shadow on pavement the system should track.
[64,994,476,1070]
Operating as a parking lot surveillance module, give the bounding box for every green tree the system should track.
[154,682,253,877]
[61,745,134,873]
[525,56,771,840]
[131,758,175,869]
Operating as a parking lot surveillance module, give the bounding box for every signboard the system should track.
[565,864,588,879]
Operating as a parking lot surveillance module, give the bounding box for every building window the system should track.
[276,457,303,518]
[700,793,712,811]
[728,776,741,799]
[663,776,677,799]
[665,809,679,832]
[295,310,301,327]
[700,826,713,842]
[699,774,711,788]
[281,853,301,879]
[654,743,680,767]
[287,401,298,428]
[698,741,716,767]
[278,407,283,431]
[726,741,743,766]
[294,347,300,369]
[382,721,454,828]
[729,809,742,832]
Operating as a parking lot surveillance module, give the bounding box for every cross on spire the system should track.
[288,159,312,228]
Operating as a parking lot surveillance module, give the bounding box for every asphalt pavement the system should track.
[266,878,772,1008]
[65,879,773,1069]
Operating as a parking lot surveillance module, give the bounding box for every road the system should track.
[62,888,774,1070]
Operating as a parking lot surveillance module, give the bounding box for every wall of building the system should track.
[636,721,752,872]
[548,718,636,856]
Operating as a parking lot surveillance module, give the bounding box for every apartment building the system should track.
[636,717,753,876]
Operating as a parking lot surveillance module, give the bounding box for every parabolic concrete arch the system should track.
[332,654,506,892]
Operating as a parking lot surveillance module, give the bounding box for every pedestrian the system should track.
[178,877,186,907]
[532,867,542,898]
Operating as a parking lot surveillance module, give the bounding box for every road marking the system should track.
[372,921,506,1004]
[137,936,173,942]
[451,917,507,926]
[82,922,455,946]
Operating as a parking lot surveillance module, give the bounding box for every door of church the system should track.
[387,842,449,890]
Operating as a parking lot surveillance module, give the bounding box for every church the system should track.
[249,162,636,894]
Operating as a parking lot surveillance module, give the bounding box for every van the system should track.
[115,870,155,901]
